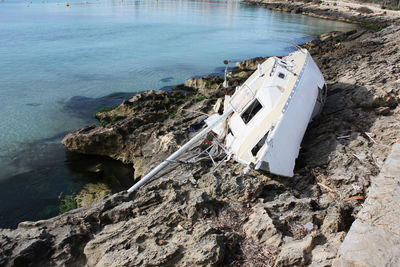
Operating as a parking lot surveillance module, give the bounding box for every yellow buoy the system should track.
[66,2,69,6]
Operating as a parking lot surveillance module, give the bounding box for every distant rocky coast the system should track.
[1,2,400,266]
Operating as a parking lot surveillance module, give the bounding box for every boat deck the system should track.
[227,50,308,164]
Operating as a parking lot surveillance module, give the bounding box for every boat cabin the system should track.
[213,49,326,177]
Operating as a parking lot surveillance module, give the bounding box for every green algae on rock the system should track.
[59,183,112,214]
[74,183,112,208]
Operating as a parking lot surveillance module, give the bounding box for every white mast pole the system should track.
[127,107,233,193]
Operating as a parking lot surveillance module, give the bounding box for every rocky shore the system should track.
[1,2,400,266]
[243,0,400,28]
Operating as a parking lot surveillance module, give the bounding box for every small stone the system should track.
[322,207,342,234]
[157,239,167,246]
[177,224,184,231]
[275,234,316,266]
[305,222,314,231]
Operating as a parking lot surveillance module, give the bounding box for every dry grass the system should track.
[207,201,280,266]
[288,223,309,240]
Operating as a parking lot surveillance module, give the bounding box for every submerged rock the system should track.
[74,183,111,208]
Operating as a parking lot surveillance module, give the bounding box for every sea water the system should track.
[0,0,356,228]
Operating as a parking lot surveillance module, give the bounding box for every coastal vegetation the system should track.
[381,5,400,10]
[59,194,77,214]
[358,21,385,31]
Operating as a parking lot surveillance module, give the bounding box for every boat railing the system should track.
[127,107,234,193]
[282,52,310,114]
[269,57,278,77]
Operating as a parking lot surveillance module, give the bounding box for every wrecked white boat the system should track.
[128,48,325,193]
[207,48,326,177]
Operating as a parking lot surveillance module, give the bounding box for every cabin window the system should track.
[278,72,285,79]
[230,84,255,113]
[251,131,269,157]
[241,99,262,124]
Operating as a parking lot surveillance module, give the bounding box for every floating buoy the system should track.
[66,2,69,6]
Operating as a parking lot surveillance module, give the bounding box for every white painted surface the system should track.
[223,49,325,177]
[257,52,325,176]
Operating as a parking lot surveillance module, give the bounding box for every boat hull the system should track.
[255,52,325,177]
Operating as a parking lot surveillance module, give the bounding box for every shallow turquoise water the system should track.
[0,0,356,227]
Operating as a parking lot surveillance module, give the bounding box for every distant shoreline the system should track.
[242,0,399,28]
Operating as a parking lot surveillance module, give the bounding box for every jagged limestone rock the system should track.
[243,204,282,247]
